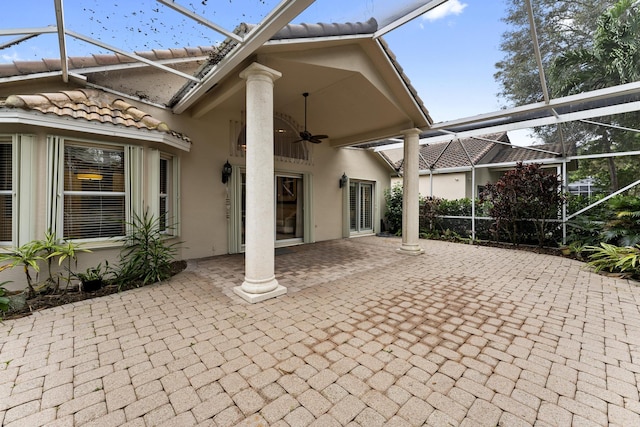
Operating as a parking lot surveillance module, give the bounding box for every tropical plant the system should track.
[585,242,640,278]
[0,241,44,298]
[600,195,640,246]
[116,210,181,288]
[39,230,64,291]
[56,240,90,292]
[74,262,108,282]
[481,163,565,246]
[0,280,11,314]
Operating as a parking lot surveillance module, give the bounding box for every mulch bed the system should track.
[2,261,187,321]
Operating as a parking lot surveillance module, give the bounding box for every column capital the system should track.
[401,128,422,138]
[239,62,282,83]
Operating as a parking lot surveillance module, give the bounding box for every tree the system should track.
[495,1,612,148]
[496,0,640,192]
[549,0,640,192]
[481,163,564,247]
[495,0,613,109]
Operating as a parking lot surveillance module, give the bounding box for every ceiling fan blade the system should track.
[298,93,328,144]
[299,130,312,140]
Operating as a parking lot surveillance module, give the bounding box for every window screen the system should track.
[63,144,125,240]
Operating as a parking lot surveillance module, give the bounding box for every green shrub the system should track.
[116,210,181,288]
[383,184,404,234]
[601,195,640,247]
[586,243,640,278]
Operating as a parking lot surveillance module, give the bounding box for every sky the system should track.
[0,0,538,145]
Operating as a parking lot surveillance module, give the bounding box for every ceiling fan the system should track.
[294,92,328,144]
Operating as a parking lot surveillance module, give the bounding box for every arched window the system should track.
[232,113,311,163]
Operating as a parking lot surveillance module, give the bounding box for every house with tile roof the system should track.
[0,17,432,299]
[381,132,576,200]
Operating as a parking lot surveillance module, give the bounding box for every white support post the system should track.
[234,62,286,303]
[398,128,424,255]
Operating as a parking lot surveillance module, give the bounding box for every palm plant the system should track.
[586,242,640,278]
[0,241,44,298]
[57,240,91,292]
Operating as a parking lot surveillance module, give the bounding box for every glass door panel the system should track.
[350,181,374,234]
[276,175,303,241]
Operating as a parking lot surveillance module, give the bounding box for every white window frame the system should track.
[148,149,180,237]
[47,136,143,245]
[0,134,37,247]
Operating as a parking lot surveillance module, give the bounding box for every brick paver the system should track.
[1,236,640,426]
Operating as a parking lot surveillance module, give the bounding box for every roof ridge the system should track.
[0,46,217,78]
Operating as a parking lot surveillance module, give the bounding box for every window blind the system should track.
[63,144,126,240]
[0,141,12,242]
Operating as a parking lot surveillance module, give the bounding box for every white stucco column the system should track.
[398,128,424,255]
[234,62,287,303]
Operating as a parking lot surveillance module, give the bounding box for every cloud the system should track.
[423,0,468,22]
[0,50,22,64]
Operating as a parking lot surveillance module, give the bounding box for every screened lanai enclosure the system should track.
[1,0,640,297]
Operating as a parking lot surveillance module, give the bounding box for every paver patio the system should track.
[1,236,639,426]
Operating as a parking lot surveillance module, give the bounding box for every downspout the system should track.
[429,170,433,198]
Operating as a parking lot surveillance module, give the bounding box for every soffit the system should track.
[193,37,429,147]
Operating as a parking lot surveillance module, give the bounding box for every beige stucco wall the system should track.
[391,167,508,201]
[392,172,467,200]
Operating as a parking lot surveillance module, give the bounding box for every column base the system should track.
[397,245,425,256]
[233,284,287,303]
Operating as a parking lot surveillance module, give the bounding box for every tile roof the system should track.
[1,89,191,144]
[490,141,575,163]
[394,132,508,171]
[0,18,431,128]
[0,46,215,78]
[389,132,576,173]
[271,18,379,39]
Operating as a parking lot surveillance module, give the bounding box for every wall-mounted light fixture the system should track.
[339,172,348,188]
[222,160,232,184]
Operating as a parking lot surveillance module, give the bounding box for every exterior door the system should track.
[239,172,304,246]
[350,181,374,234]
[275,175,303,242]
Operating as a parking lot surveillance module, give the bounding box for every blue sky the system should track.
[0,0,536,144]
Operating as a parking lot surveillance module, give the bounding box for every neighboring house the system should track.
[0,18,431,298]
[382,132,576,200]
[567,177,600,197]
